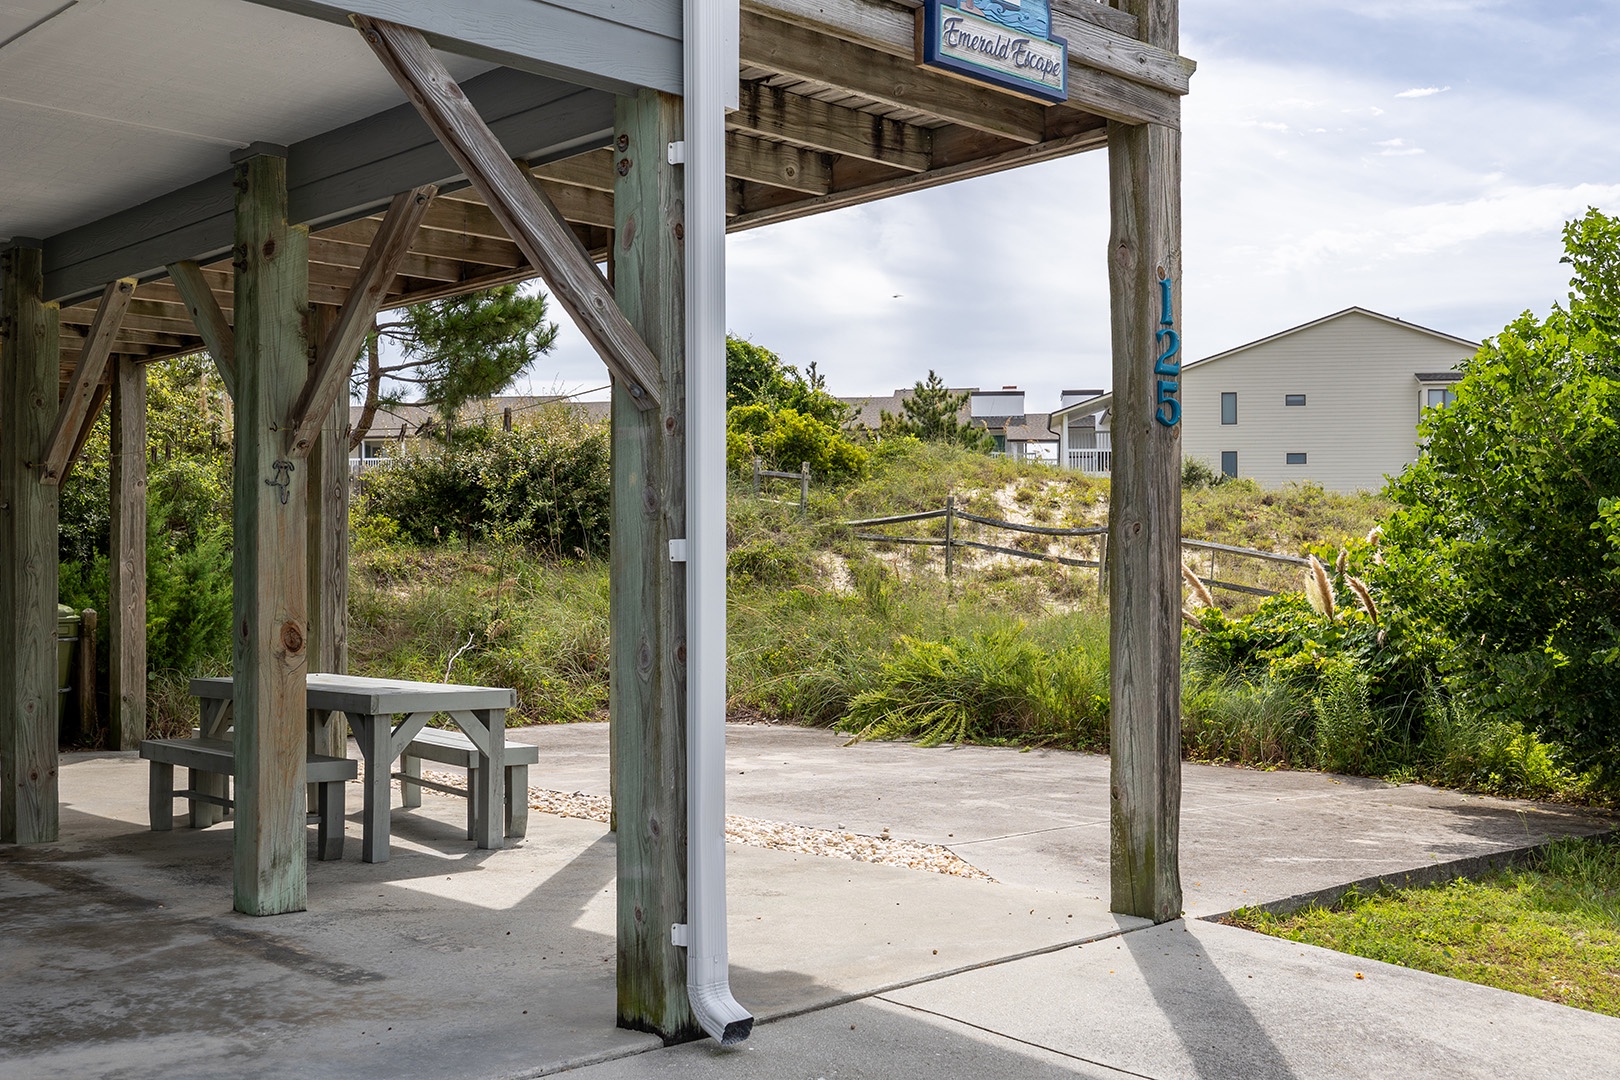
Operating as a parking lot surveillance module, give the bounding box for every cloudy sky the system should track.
[512,0,1620,412]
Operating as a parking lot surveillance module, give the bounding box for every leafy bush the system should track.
[727,405,869,481]
[1380,209,1620,778]
[1181,457,1222,490]
[361,404,610,555]
[836,622,1109,748]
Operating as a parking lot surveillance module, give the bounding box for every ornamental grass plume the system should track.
[1305,554,1337,619]
[1335,547,1349,575]
[1347,575,1379,624]
[1181,563,1216,610]
[1182,607,1206,632]
[1366,525,1384,546]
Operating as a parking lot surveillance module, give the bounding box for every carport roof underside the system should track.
[1,0,1192,384]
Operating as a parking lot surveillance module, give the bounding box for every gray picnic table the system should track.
[190,673,517,862]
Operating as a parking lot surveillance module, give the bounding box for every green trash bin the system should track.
[57,603,80,738]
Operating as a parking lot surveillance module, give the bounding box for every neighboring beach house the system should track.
[841,385,1069,462]
[1050,308,1478,491]
[1180,308,1476,492]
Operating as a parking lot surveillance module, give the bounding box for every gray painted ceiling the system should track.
[0,0,493,240]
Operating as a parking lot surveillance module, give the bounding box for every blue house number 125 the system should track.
[1153,276,1180,427]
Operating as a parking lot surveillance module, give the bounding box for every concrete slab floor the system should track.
[0,753,1136,1080]
[554,921,1620,1079]
[515,722,1617,914]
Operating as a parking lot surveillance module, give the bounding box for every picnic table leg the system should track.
[149,761,174,831]
[470,708,504,850]
[400,752,422,809]
[505,763,528,839]
[352,712,393,863]
[194,698,231,826]
[315,780,345,861]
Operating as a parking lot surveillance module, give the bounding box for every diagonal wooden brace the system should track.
[354,14,662,410]
[167,260,237,396]
[40,277,136,486]
[284,184,437,459]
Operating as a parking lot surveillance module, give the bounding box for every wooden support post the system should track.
[77,610,98,744]
[944,495,955,588]
[1106,0,1184,925]
[307,305,350,765]
[231,148,312,916]
[799,462,809,514]
[109,356,148,750]
[0,241,62,844]
[611,89,700,1043]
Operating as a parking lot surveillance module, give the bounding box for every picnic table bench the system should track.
[395,727,540,840]
[139,736,356,860]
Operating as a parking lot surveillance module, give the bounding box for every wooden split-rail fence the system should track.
[846,497,1310,598]
[751,457,812,514]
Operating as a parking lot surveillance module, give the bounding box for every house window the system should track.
[1426,387,1456,408]
[1220,451,1237,478]
[1286,452,1307,465]
[1285,394,1307,407]
[1220,392,1237,425]
[992,433,1007,453]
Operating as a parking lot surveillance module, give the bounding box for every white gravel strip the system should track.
[416,767,994,881]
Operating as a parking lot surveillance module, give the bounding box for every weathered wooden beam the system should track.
[611,89,699,1042]
[41,278,137,485]
[231,150,312,917]
[729,84,932,173]
[739,11,1046,143]
[109,356,148,751]
[745,0,1190,95]
[725,133,832,195]
[167,260,237,396]
[325,217,524,269]
[1,242,62,843]
[731,126,1107,230]
[62,378,111,485]
[356,15,662,410]
[533,149,617,192]
[286,186,436,459]
[1107,0,1183,925]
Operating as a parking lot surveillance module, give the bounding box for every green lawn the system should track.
[1229,837,1620,1016]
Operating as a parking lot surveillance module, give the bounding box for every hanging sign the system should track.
[1154,276,1181,427]
[918,0,1069,105]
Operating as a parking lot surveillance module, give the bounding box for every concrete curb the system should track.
[1200,828,1620,922]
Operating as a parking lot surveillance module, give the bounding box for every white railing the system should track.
[1066,449,1112,474]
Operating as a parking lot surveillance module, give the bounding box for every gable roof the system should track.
[1179,307,1479,379]
[1046,307,1480,421]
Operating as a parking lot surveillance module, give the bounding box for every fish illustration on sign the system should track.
[919,0,1069,104]
[959,0,1050,38]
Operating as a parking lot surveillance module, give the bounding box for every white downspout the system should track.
[680,0,753,1048]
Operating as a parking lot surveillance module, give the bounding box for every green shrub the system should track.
[361,405,610,555]
[836,622,1108,748]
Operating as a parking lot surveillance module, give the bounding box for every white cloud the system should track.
[1396,86,1452,98]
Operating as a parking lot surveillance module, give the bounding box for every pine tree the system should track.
[878,370,993,451]
[351,284,559,448]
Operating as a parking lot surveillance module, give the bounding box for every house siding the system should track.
[1180,311,1476,493]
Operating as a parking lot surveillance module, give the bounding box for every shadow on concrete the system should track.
[1121,922,1298,1080]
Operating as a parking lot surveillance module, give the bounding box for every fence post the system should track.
[751,456,761,497]
[502,406,512,432]
[1097,532,1108,599]
[944,495,955,590]
[799,462,809,514]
